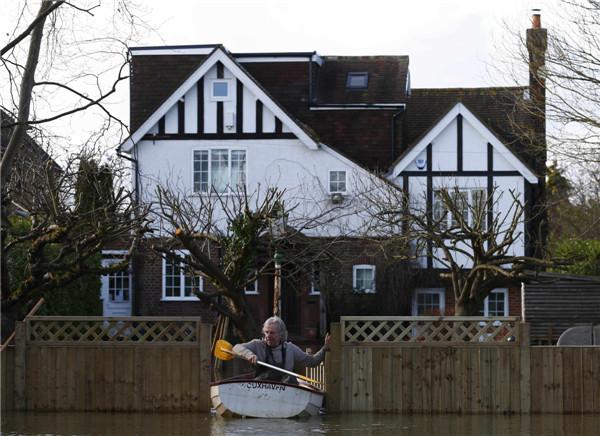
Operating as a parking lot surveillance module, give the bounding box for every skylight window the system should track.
[346,72,369,89]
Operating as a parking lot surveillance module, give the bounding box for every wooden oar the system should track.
[215,339,327,386]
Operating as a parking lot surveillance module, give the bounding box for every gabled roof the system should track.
[129,45,217,132]
[122,45,322,152]
[123,45,542,177]
[390,102,539,183]
[395,87,544,176]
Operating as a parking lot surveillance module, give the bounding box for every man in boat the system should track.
[232,316,331,384]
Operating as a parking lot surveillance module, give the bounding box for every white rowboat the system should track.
[210,374,324,418]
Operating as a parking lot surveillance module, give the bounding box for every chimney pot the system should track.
[532,9,541,28]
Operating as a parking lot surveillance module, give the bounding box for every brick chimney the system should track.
[526,9,547,106]
[525,9,548,260]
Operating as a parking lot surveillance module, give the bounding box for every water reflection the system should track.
[1,411,599,435]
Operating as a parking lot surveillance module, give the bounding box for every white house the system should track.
[105,13,547,333]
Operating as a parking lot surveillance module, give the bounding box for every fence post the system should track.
[325,322,341,413]
[199,322,212,412]
[14,321,26,410]
[519,322,531,413]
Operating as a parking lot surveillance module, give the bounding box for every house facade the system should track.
[105,13,548,339]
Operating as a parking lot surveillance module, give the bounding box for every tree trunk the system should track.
[225,292,261,342]
[230,308,261,343]
[1,1,56,185]
[454,297,482,316]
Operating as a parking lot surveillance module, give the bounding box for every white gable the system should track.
[121,47,320,152]
[389,103,538,184]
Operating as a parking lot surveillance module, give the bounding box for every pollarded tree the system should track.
[1,153,150,319]
[151,182,353,342]
[360,178,568,316]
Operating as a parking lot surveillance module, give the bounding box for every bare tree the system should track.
[1,0,153,184]
[1,1,154,336]
[359,178,568,316]
[150,182,355,342]
[1,151,150,317]
[493,1,600,166]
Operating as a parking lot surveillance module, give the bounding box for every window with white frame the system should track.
[353,264,375,293]
[479,288,508,316]
[329,170,347,193]
[244,271,258,295]
[193,149,246,194]
[163,252,202,300]
[432,188,488,231]
[310,268,321,295]
[102,253,131,302]
[413,288,445,316]
[209,79,232,101]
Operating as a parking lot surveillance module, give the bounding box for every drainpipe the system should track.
[309,52,313,103]
[391,107,406,163]
[117,143,141,316]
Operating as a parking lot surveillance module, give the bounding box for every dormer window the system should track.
[346,72,369,89]
[210,79,232,101]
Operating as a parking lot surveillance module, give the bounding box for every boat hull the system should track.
[211,376,324,418]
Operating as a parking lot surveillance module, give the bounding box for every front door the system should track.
[101,253,132,317]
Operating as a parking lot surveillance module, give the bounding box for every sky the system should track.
[136,0,559,88]
[1,0,563,155]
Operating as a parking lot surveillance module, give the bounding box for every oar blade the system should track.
[214,339,235,361]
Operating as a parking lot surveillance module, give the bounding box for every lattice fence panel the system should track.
[26,317,201,345]
[341,317,520,344]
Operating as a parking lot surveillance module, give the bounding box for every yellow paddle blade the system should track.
[214,339,235,361]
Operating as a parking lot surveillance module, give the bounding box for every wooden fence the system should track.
[3,316,599,414]
[325,317,600,414]
[2,317,212,412]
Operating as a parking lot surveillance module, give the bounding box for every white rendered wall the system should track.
[135,138,371,237]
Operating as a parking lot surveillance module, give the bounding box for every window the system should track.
[432,188,488,231]
[310,268,320,295]
[209,79,232,101]
[163,252,202,300]
[479,289,508,316]
[329,170,347,193]
[102,253,131,302]
[244,271,258,295]
[193,149,246,194]
[413,288,445,316]
[353,265,375,293]
[346,72,369,89]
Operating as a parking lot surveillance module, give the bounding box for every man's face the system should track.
[264,323,281,347]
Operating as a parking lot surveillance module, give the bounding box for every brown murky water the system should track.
[1,411,599,435]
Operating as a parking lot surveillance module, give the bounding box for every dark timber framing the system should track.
[256,100,263,133]
[216,62,224,135]
[457,114,463,172]
[408,116,535,268]
[142,132,296,140]
[197,78,204,134]
[236,79,243,134]
[178,99,185,134]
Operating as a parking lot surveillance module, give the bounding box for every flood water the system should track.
[1,411,599,435]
